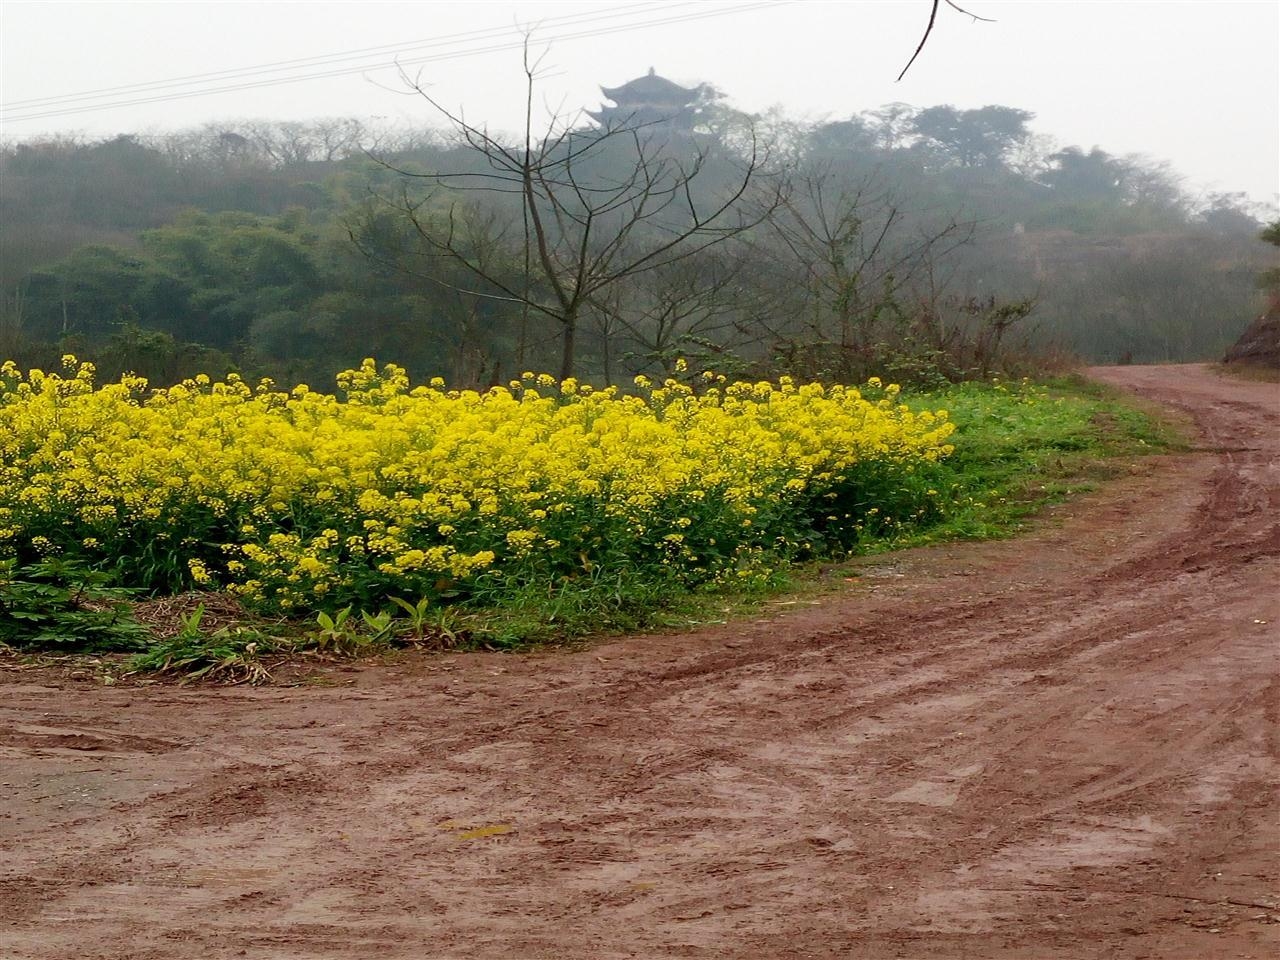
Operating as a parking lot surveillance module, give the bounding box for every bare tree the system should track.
[747,164,974,381]
[584,247,764,381]
[364,45,782,380]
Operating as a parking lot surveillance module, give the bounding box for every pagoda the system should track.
[587,68,704,132]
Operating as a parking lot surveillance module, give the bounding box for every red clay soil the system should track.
[1,364,1277,960]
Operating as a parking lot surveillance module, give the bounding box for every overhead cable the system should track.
[2,2,786,124]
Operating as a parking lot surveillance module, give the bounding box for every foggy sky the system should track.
[2,0,1277,206]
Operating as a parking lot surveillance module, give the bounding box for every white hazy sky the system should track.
[2,1,1277,205]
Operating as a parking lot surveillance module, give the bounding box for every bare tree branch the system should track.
[366,38,783,379]
[897,0,995,82]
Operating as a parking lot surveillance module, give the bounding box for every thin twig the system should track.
[898,0,996,82]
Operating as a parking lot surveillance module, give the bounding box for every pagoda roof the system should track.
[600,67,701,103]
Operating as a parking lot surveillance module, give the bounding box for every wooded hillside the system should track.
[2,98,1270,386]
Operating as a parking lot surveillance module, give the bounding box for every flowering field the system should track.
[1,358,956,617]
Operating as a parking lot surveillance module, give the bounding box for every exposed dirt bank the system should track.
[2,364,1277,959]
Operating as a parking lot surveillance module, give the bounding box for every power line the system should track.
[3,2,774,122]
[2,1,672,110]
[1,2,786,124]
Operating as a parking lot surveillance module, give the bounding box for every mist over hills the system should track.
[1,88,1272,387]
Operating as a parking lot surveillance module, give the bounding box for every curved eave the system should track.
[600,76,700,102]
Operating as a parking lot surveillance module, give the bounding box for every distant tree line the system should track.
[0,96,1271,388]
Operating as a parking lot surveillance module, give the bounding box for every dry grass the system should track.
[1216,362,1280,383]
[130,592,261,637]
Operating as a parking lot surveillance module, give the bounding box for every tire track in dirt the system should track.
[1,364,1276,959]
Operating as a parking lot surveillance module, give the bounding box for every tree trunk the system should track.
[559,312,577,381]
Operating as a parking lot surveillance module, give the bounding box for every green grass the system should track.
[889,375,1186,544]
[453,560,789,649]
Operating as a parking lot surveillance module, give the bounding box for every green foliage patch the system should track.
[0,558,151,652]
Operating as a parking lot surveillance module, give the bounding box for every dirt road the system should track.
[2,364,1277,960]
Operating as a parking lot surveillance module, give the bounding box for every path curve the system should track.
[1,364,1277,959]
